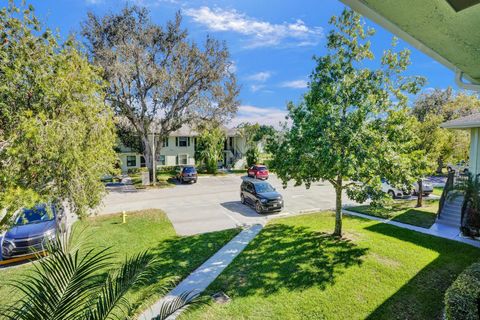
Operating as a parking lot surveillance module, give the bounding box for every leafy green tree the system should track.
[412,90,480,173]
[268,10,424,236]
[237,122,275,167]
[82,6,239,183]
[246,146,260,167]
[0,233,195,319]
[236,122,275,149]
[195,126,225,173]
[0,2,116,226]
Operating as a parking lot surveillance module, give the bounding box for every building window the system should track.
[126,156,136,167]
[158,155,166,166]
[162,137,169,147]
[177,154,188,165]
[177,137,189,147]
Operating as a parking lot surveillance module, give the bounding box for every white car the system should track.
[447,160,469,174]
[381,178,411,199]
[412,180,433,196]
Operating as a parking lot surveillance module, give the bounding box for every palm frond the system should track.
[152,291,200,320]
[86,251,157,320]
[1,231,114,320]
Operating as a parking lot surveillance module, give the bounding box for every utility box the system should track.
[141,171,150,186]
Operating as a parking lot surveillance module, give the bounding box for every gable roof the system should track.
[340,0,480,85]
[441,112,480,129]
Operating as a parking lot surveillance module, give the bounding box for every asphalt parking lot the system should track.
[101,174,357,235]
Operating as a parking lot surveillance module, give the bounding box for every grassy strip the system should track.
[346,199,438,228]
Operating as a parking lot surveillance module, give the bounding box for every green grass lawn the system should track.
[433,186,444,196]
[182,212,480,320]
[346,199,439,228]
[0,210,239,316]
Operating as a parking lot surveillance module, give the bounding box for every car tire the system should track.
[194,179,197,183]
[241,194,246,204]
[388,190,395,199]
[255,201,263,214]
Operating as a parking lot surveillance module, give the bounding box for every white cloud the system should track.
[280,79,308,89]
[250,84,265,93]
[230,105,289,128]
[184,7,323,48]
[227,61,237,74]
[247,71,271,82]
[85,0,103,4]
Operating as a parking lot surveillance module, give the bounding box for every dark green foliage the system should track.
[246,146,260,167]
[445,262,480,320]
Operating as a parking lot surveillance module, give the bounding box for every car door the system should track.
[245,182,255,204]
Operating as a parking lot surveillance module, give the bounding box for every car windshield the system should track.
[15,206,54,226]
[254,182,275,193]
[183,167,196,173]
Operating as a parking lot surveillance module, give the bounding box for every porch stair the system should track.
[437,195,463,228]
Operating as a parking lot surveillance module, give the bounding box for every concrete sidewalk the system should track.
[138,224,264,320]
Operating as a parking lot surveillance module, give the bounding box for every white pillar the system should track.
[469,128,480,176]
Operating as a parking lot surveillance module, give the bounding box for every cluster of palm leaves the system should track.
[0,232,195,320]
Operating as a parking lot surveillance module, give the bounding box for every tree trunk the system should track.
[436,157,444,174]
[141,135,155,185]
[416,179,423,208]
[333,177,343,237]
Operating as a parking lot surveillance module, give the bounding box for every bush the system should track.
[158,166,177,173]
[127,167,148,175]
[127,168,141,175]
[445,262,480,320]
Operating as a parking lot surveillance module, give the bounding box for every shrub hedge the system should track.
[445,262,480,320]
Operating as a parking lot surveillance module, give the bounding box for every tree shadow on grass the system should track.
[206,223,368,298]
[127,228,240,313]
[365,223,480,320]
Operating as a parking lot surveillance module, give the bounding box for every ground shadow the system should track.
[365,223,480,319]
[127,228,240,312]
[205,223,368,298]
[220,201,282,218]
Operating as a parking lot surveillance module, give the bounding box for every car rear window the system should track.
[257,166,267,171]
[183,166,196,173]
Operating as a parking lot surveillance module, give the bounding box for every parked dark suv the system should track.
[240,179,283,213]
[175,166,198,184]
[1,204,66,260]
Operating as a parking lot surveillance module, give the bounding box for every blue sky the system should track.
[25,0,459,127]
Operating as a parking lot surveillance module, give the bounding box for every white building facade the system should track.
[117,127,248,173]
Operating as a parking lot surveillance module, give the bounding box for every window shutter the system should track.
[176,155,179,165]
[175,137,178,147]
[187,137,190,147]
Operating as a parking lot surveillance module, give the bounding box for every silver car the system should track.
[413,180,433,196]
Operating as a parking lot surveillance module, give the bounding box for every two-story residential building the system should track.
[117,126,249,173]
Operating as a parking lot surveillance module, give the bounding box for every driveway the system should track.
[100,174,357,235]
